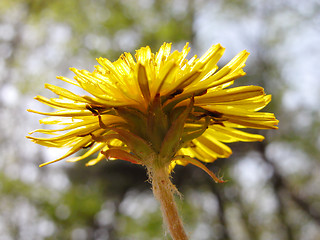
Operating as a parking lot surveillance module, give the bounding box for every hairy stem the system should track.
[151,166,189,240]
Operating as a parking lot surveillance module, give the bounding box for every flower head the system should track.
[28,43,278,182]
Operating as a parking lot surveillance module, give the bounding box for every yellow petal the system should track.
[28,109,93,117]
[39,136,92,167]
[45,84,89,103]
[67,142,107,162]
[194,135,232,158]
[205,126,264,143]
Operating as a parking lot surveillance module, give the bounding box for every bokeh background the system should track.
[1,0,320,239]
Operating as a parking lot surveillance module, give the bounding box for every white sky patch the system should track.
[47,24,72,44]
[232,152,273,189]
[20,164,39,184]
[194,0,320,113]
[0,42,12,59]
[231,154,279,219]
[266,142,312,176]
[192,222,213,240]
[188,191,218,214]
[42,147,69,163]
[84,34,111,52]
[231,152,280,218]
[114,29,141,52]
[277,16,320,110]
[194,1,254,58]
[42,167,71,192]
[119,190,157,219]
[36,218,55,238]
[0,83,19,106]
[0,23,15,41]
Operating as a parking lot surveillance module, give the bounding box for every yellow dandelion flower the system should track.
[27,42,278,239]
[28,42,277,175]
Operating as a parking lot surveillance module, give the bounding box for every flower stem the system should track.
[151,166,189,240]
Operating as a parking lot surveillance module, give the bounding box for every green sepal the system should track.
[168,106,188,123]
[147,94,169,152]
[101,149,142,164]
[137,63,151,102]
[173,155,225,183]
[109,127,154,160]
[115,107,148,140]
[159,97,194,160]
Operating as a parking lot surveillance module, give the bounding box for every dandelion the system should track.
[27,42,278,239]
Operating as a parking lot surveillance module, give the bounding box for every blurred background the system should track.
[1,0,320,239]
